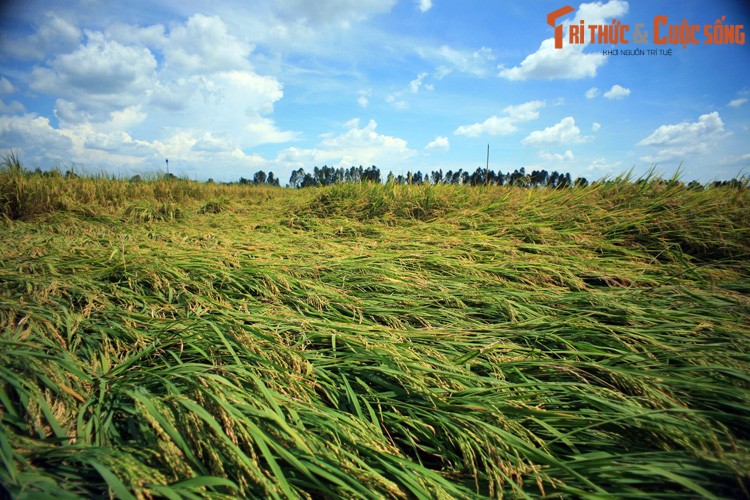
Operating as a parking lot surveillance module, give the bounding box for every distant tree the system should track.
[452,170,463,184]
[556,172,572,189]
[289,168,305,188]
[574,177,589,188]
[362,165,381,183]
[469,167,485,186]
[267,172,280,187]
[530,169,548,188]
[300,173,318,188]
[431,169,443,185]
[253,170,267,185]
[509,169,524,187]
[548,171,559,188]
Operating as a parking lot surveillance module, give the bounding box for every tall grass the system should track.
[1,157,749,498]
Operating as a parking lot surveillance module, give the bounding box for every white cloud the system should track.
[729,98,748,108]
[418,0,433,12]
[592,122,601,132]
[456,116,515,137]
[419,45,495,77]
[84,131,152,155]
[9,11,296,173]
[522,116,591,146]
[425,136,449,151]
[540,150,574,161]
[164,14,253,74]
[585,87,600,99]
[0,77,15,95]
[106,22,166,49]
[410,72,430,93]
[0,114,75,162]
[604,84,631,99]
[358,95,369,108]
[2,12,81,60]
[498,0,627,80]
[498,38,606,80]
[386,92,409,110]
[434,65,452,79]
[637,112,728,162]
[583,157,623,175]
[243,116,297,146]
[30,31,157,121]
[277,118,415,168]
[193,132,234,153]
[504,100,545,122]
[455,100,544,137]
[0,100,26,114]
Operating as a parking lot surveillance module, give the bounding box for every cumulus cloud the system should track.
[84,131,152,155]
[425,136,449,151]
[277,118,415,168]
[637,112,728,162]
[30,31,157,121]
[505,100,545,122]
[585,87,599,99]
[106,22,166,49]
[592,122,601,132]
[729,98,747,108]
[522,116,591,146]
[0,114,75,161]
[604,84,631,99]
[2,12,81,60]
[498,38,606,80]
[5,11,296,174]
[164,14,253,74]
[455,100,544,137]
[456,116,515,137]
[498,0,627,80]
[0,100,26,114]
[193,132,234,152]
[418,0,433,12]
[0,78,25,113]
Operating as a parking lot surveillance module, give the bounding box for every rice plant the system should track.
[1,158,748,498]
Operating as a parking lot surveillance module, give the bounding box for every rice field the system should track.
[1,159,749,498]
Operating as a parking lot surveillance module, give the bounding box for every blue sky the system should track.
[0,0,748,183]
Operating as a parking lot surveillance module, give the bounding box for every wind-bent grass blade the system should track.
[1,158,749,498]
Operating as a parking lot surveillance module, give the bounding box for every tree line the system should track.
[240,165,746,190]
[285,165,585,189]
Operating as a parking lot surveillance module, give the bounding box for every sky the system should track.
[0,0,749,184]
